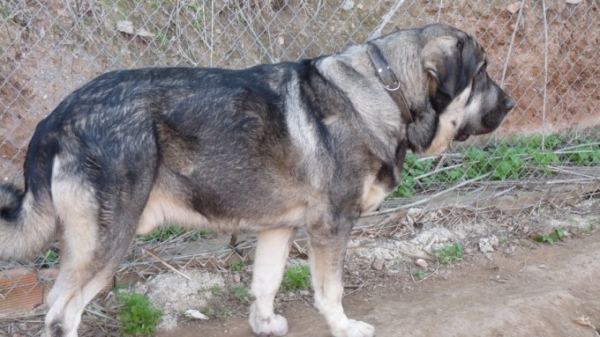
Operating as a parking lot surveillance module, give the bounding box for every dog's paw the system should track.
[249,312,288,337]
[331,319,375,337]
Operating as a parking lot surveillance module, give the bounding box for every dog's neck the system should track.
[365,43,413,125]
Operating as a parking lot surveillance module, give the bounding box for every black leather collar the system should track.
[366,42,413,124]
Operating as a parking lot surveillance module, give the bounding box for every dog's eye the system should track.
[477,62,487,77]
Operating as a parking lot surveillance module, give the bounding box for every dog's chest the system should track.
[360,175,392,213]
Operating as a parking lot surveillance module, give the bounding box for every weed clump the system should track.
[433,243,463,265]
[281,265,311,292]
[117,292,162,336]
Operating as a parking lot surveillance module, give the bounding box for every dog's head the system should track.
[408,24,515,155]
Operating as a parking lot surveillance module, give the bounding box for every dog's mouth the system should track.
[455,124,496,142]
[455,129,471,142]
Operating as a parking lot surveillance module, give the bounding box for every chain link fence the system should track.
[0,0,599,329]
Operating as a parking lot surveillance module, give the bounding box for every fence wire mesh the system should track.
[0,0,599,329]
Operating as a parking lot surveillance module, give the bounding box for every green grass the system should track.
[498,233,508,246]
[393,134,600,198]
[231,285,249,304]
[142,224,211,242]
[1,5,12,20]
[154,29,168,47]
[199,229,213,238]
[281,265,311,292]
[35,249,60,268]
[230,261,244,272]
[199,305,229,319]
[433,243,463,264]
[200,306,213,316]
[82,16,92,26]
[116,292,162,336]
[586,217,599,232]
[211,285,221,295]
[411,270,426,280]
[143,224,185,242]
[532,227,565,245]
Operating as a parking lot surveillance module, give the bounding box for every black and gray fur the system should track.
[0,24,514,337]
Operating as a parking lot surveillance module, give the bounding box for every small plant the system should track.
[214,306,230,319]
[199,229,212,238]
[211,285,221,295]
[82,16,92,26]
[35,248,60,268]
[498,233,508,246]
[142,224,204,242]
[230,261,244,272]
[586,217,599,232]
[232,285,249,304]
[154,29,168,46]
[197,304,229,319]
[200,306,213,316]
[281,265,311,292]
[116,292,162,336]
[532,227,565,245]
[143,223,184,242]
[433,243,463,264]
[412,270,426,281]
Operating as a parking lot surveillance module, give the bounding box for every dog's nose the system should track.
[504,97,516,111]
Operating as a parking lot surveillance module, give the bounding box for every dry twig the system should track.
[501,0,525,87]
[141,248,191,280]
[416,261,440,283]
[573,316,600,337]
[541,0,549,146]
[366,172,492,217]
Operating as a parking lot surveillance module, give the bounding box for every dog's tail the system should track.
[0,183,57,261]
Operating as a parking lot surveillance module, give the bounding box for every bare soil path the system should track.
[157,231,600,337]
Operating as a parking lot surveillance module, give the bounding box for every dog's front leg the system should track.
[249,227,296,336]
[308,217,375,337]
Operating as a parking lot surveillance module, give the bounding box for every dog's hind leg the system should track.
[45,256,123,337]
[44,164,147,337]
[307,215,375,337]
[249,227,296,337]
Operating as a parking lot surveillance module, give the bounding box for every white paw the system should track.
[249,310,288,337]
[331,319,375,337]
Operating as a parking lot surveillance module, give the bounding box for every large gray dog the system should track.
[0,23,514,337]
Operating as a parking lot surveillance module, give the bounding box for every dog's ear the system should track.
[422,35,463,98]
[407,33,467,154]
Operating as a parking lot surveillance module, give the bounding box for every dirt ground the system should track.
[156,230,600,337]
